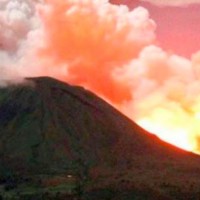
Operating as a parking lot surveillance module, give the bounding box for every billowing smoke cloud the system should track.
[142,0,200,6]
[116,46,200,152]
[1,0,200,153]
[35,0,155,102]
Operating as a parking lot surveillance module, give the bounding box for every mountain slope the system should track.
[0,77,200,199]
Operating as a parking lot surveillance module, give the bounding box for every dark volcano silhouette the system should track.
[0,77,200,199]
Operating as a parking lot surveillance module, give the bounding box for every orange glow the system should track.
[138,119,195,152]
[133,97,200,154]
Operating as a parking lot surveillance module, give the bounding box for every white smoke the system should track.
[0,0,40,82]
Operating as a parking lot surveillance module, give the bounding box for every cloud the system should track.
[0,0,40,81]
[114,45,200,151]
[141,0,200,6]
[35,0,155,102]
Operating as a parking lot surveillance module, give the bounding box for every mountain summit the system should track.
[0,77,200,199]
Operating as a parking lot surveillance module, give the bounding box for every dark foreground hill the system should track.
[0,77,200,199]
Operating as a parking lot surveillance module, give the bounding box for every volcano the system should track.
[0,77,200,199]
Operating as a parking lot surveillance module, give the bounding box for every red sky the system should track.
[110,0,200,58]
